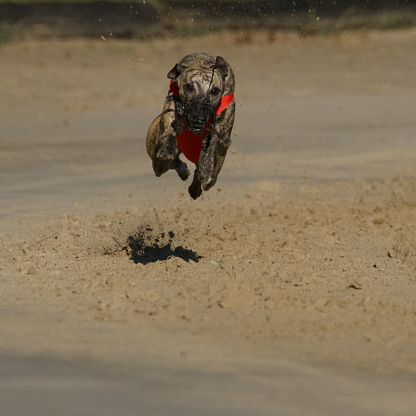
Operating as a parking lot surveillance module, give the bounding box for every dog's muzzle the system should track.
[185,98,214,134]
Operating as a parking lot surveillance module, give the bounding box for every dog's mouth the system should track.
[188,123,206,135]
[185,99,214,135]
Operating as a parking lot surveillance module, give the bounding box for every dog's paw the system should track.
[177,166,190,181]
[201,176,216,191]
[188,183,202,200]
[170,159,190,181]
[176,163,190,181]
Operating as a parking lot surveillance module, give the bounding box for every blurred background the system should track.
[1,0,416,41]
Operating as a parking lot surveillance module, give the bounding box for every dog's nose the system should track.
[192,112,211,131]
[194,99,213,117]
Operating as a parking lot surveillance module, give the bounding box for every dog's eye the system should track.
[210,87,220,95]
[184,84,194,93]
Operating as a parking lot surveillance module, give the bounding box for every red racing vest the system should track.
[169,81,234,164]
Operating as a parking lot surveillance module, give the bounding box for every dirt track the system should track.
[1,29,416,414]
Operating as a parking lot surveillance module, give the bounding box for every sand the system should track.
[1,29,416,415]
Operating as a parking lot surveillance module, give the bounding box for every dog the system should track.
[146,53,235,199]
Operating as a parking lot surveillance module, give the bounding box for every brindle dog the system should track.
[146,53,235,199]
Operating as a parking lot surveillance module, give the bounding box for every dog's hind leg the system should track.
[147,98,183,178]
[171,158,190,181]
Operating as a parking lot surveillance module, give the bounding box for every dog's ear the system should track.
[214,56,228,79]
[167,63,187,79]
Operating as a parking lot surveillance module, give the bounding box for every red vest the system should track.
[169,81,234,164]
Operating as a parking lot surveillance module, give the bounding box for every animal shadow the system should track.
[125,228,200,265]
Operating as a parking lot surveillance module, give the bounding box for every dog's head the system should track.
[167,54,228,134]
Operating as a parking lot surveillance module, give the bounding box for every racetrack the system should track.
[1,29,416,415]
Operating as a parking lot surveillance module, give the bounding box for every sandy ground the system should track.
[1,29,416,414]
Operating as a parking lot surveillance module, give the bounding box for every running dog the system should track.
[146,53,235,199]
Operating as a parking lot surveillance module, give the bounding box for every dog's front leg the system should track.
[188,169,203,200]
[197,102,235,191]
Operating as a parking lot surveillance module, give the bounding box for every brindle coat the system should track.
[146,53,235,199]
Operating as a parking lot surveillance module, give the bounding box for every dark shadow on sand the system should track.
[125,230,200,265]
